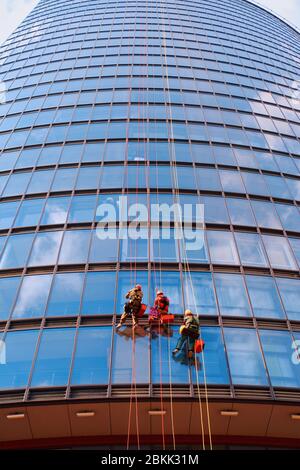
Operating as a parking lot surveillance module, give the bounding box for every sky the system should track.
[0,0,299,46]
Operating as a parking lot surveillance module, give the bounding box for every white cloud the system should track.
[0,0,39,46]
[249,0,300,30]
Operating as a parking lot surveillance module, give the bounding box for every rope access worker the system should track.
[172,309,200,359]
[153,290,170,319]
[116,284,143,329]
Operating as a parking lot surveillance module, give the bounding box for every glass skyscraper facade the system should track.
[0,0,300,449]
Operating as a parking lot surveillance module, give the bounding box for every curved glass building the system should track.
[0,0,300,449]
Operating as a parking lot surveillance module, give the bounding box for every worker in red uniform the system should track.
[116,284,143,329]
[154,290,170,318]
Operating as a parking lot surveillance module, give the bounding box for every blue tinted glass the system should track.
[0,200,19,229]
[263,235,297,270]
[71,327,112,385]
[27,170,54,194]
[82,143,105,162]
[12,274,52,319]
[276,278,300,321]
[226,198,256,226]
[121,228,148,262]
[30,328,76,387]
[290,238,300,267]
[0,330,39,389]
[112,331,149,384]
[76,166,101,190]
[235,232,268,267]
[14,198,44,228]
[202,196,229,224]
[40,197,71,225]
[183,272,217,315]
[207,231,239,265]
[0,277,20,320]
[28,231,63,267]
[89,229,119,263]
[246,275,285,319]
[59,230,91,264]
[224,328,268,386]
[260,330,300,388]
[51,168,78,192]
[251,200,282,230]
[101,166,124,189]
[214,273,251,317]
[3,172,31,197]
[197,168,221,191]
[46,272,84,317]
[0,233,34,269]
[191,327,230,385]
[276,204,300,232]
[219,170,245,193]
[68,195,97,223]
[81,271,116,315]
[152,328,189,384]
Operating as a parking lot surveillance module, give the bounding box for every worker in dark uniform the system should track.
[116,284,143,329]
[172,309,200,359]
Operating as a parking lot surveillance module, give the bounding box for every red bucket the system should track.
[195,339,205,354]
[138,304,147,317]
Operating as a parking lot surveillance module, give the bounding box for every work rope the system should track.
[159,0,213,450]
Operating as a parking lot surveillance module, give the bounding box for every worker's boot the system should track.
[172,348,179,356]
[116,322,123,330]
[188,350,194,359]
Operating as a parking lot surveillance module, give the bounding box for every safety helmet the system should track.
[135,284,142,290]
[157,290,163,296]
[184,309,193,316]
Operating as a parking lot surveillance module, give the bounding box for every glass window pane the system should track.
[191,327,230,385]
[276,278,300,321]
[71,327,112,385]
[26,170,54,194]
[0,277,21,321]
[14,198,44,228]
[0,330,39,389]
[3,172,31,197]
[59,230,91,264]
[246,275,285,319]
[68,195,97,223]
[207,231,239,265]
[40,197,71,225]
[0,233,34,269]
[152,328,189,384]
[263,235,297,270]
[224,328,268,386]
[30,328,76,387]
[12,274,52,319]
[226,198,256,227]
[289,238,300,268]
[112,331,149,384]
[251,200,282,230]
[220,170,245,193]
[214,273,251,317]
[28,231,63,267]
[0,201,19,230]
[202,196,229,224]
[46,272,84,317]
[183,272,217,315]
[89,229,119,263]
[81,271,116,315]
[235,232,268,267]
[76,167,101,190]
[260,330,300,388]
[276,204,300,232]
[51,168,78,192]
